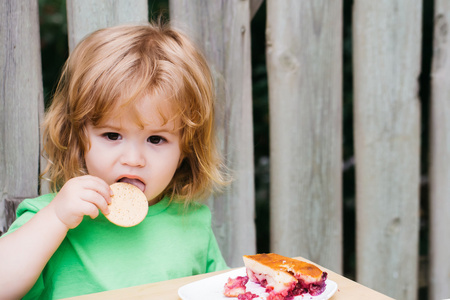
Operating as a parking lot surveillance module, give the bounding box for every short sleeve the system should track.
[2,194,54,236]
[203,205,229,273]
[0,194,54,299]
[206,229,229,272]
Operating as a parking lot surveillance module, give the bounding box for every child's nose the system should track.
[120,144,145,167]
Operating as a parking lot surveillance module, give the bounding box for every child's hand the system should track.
[49,175,112,229]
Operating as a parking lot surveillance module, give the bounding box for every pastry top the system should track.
[243,253,323,280]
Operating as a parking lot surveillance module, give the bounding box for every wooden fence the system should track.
[0,1,449,299]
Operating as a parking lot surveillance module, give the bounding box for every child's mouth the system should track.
[117,177,145,193]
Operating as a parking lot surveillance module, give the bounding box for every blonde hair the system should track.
[41,22,228,203]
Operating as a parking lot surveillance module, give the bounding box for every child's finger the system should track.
[81,189,110,215]
[82,202,100,220]
[81,176,113,205]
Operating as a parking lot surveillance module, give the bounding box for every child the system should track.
[0,21,229,299]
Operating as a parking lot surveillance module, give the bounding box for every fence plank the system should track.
[5,197,32,230]
[266,0,343,273]
[429,2,450,299]
[353,1,421,299]
[0,0,43,235]
[66,0,148,53]
[250,0,263,19]
[170,0,256,267]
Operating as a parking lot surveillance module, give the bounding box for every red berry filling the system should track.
[237,292,259,299]
[224,276,249,297]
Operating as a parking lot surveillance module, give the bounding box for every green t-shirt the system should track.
[4,194,228,299]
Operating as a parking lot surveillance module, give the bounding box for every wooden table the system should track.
[64,257,393,300]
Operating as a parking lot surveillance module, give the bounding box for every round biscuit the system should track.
[105,182,148,227]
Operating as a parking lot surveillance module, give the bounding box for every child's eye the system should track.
[147,136,166,144]
[103,132,121,141]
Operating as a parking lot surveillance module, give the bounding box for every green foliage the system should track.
[39,0,68,108]
[148,0,169,20]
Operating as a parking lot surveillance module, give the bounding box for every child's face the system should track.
[84,94,182,205]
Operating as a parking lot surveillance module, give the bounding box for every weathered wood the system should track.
[250,0,263,19]
[266,0,343,274]
[5,197,31,231]
[170,0,256,267]
[353,1,421,299]
[66,0,148,53]
[0,0,43,235]
[429,2,450,299]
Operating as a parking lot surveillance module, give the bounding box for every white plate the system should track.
[178,267,338,300]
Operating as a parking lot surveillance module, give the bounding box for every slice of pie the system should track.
[243,253,327,299]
